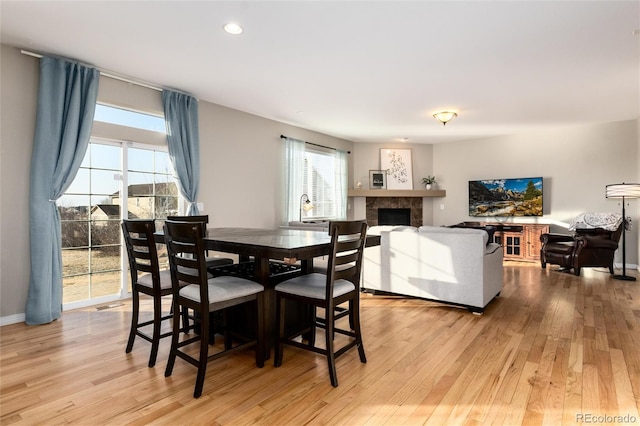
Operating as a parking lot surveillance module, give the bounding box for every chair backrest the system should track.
[163,220,209,302]
[575,222,624,244]
[166,215,209,237]
[325,220,368,298]
[121,219,161,290]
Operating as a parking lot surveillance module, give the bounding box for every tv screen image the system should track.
[469,177,543,217]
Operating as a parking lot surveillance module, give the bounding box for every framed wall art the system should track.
[369,170,387,189]
[380,148,413,189]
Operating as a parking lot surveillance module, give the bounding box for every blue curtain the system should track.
[27,57,99,325]
[163,90,200,215]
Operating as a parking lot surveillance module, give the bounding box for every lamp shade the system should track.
[605,183,640,198]
[433,111,457,125]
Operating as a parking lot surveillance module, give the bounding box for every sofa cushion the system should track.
[419,225,489,246]
[363,223,503,311]
[367,225,417,236]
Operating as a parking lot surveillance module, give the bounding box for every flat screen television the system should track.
[469,177,543,217]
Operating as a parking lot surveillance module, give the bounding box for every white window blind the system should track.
[304,146,337,219]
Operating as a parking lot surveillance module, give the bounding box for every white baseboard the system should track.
[1,295,131,327]
[613,262,639,270]
[1,313,25,326]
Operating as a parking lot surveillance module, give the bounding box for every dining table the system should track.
[156,226,380,352]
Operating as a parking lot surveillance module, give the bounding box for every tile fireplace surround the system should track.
[366,197,423,227]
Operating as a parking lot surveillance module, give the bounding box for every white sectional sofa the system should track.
[362,225,503,313]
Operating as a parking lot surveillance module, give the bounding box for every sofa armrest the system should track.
[575,235,619,250]
[485,242,502,255]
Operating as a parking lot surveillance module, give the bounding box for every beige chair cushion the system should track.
[179,276,263,309]
[137,268,214,289]
[137,269,172,290]
[275,273,355,300]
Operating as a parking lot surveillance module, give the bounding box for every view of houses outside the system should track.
[59,142,178,304]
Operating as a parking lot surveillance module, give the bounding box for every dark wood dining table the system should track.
[200,227,380,282]
[156,226,380,351]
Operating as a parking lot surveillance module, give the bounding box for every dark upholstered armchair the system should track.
[540,224,623,276]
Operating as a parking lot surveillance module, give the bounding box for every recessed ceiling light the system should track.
[224,23,243,35]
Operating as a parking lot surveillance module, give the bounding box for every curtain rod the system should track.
[280,135,351,154]
[21,49,167,94]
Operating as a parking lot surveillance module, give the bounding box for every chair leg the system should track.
[223,309,232,350]
[352,296,367,364]
[308,305,317,347]
[126,289,139,354]
[325,308,338,387]
[255,294,265,368]
[193,308,210,398]
[274,294,285,367]
[148,294,163,367]
[181,306,190,334]
[164,303,181,378]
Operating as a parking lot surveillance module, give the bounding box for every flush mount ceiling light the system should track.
[433,111,458,125]
[223,22,243,35]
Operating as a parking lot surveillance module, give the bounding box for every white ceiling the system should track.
[1,1,639,144]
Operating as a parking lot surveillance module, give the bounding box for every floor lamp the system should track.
[299,193,314,221]
[605,183,640,281]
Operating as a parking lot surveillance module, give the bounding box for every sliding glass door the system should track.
[59,140,178,309]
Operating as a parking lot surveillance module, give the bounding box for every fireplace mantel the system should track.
[348,189,446,197]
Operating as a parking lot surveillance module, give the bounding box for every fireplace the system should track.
[366,197,422,227]
[378,208,411,226]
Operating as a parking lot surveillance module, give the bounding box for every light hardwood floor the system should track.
[1,263,639,425]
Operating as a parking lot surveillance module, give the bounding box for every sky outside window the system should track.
[94,104,166,133]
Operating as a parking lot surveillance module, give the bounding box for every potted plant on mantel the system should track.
[422,176,437,190]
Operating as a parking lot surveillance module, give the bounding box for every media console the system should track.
[453,222,549,262]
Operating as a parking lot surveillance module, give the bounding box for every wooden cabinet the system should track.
[489,223,549,262]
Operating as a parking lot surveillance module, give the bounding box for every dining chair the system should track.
[166,215,234,270]
[163,220,265,398]
[121,219,187,368]
[274,220,368,387]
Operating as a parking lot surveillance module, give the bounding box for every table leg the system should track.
[301,258,314,274]
[253,257,275,359]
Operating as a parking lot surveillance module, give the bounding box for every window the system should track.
[59,142,123,304]
[59,141,179,307]
[284,137,348,223]
[125,147,178,221]
[94,104,165,133]
[303,147,339,219]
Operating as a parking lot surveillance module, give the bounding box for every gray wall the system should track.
[1,46,38,324]
[352,121,639,267]
[0,45,352,322]
[197,101,353,228]
[1,43,638,323]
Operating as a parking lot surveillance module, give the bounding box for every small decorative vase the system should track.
[425,184,432,190]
